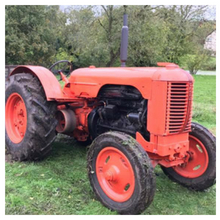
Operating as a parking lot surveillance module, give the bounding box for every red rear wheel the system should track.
[96,147,135,202]
[5,73,57,161]
[173,135,209,178]
[5,93,27,143]
[161,122,216,191]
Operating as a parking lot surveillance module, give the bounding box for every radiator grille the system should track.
[166,82,193,134]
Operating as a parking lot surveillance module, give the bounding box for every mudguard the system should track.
[9,65,64,101]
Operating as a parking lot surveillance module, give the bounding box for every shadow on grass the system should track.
[50,135,88,160]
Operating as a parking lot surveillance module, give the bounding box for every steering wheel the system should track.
[49,60,73,81]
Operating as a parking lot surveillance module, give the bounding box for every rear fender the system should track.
[9,65,63,101]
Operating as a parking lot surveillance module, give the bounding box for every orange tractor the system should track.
[5,14,216,214]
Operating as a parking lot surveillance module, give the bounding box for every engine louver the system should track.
[166,82,193,134]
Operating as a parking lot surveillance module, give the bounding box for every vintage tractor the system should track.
[5,13,216,214]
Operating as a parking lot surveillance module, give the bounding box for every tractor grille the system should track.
[165,82,193,134]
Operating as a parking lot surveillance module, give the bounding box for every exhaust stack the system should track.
[120,13,128,67]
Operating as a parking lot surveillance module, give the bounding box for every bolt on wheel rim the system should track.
[173,135,209,178]
[96,147,135,202]
[5,93,27,143]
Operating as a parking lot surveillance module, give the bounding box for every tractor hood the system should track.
[68,66,193,99]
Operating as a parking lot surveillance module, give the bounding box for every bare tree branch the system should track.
[101,5,109,17]
[97,18,108,33]
[181,5,208,21]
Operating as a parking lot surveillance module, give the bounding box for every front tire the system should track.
[87,131,156,214]
[5,73,57,161]
[161,122,216,191]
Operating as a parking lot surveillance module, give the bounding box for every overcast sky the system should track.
[59,5,216,20]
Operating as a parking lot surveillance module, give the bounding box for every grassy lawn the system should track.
[192,75,216,134]
[5,75,216,215]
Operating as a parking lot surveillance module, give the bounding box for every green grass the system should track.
[5,75,216,215]
[192,75,216,134]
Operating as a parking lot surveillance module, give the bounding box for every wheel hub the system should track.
[104,165,119,182]
[173,135,209,178]
[187,151,194,161]
[96,147,135,202]
[5,93,27,143]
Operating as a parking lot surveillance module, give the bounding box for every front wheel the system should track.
[87,131,156,214]
[161,122,216,191]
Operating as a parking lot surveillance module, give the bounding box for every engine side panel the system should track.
[147,81,167,135]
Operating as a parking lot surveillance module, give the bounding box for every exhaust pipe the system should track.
[120,13,128,67]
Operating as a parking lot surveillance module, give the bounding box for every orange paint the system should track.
[10,66,63,100]
[10,64,194,168]
[96,147,135,202]
[173,135,209,178]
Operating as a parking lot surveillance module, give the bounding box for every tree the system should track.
[155,5,215,64]
[179,52,210,74]
[5,5,65,66]
[96,5,122,67]
[60,5,124,68]
[5,5,215,71]
[127,5,168,66]
[59,6,105,68]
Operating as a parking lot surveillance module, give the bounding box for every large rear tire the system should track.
[161,122,216,191]
[87,131,156,214]
[5,73,57,161]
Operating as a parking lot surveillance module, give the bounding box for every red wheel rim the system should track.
[5,93,27,143]
[173,135,209,178]
[96,147,135,202]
